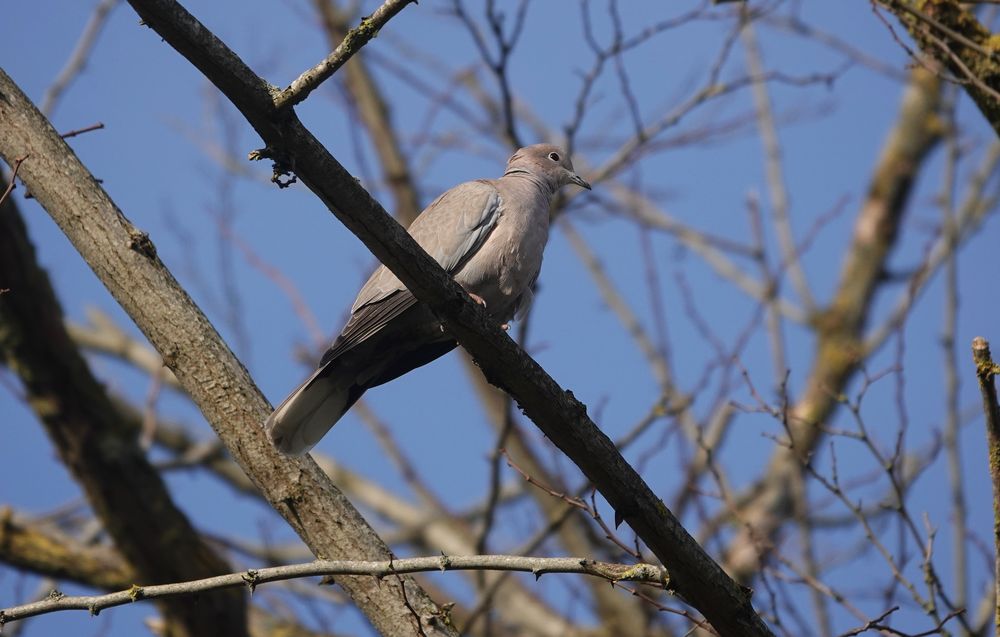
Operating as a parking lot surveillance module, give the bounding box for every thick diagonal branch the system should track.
[113,1,774,634]
[0,187,247,637]
[0,67,454,637]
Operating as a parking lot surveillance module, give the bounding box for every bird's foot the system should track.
[464,291,504,329]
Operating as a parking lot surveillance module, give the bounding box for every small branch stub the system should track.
[248,147,297,188]
[971,336,1000,637]
[974,337,1000,379]
[126,227,157,259]
[242,569,259,595]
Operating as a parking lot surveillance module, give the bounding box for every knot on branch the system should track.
[127,584,144,602]
[242,569,260,595]
[586,560,668,587]
[249,147,297,188]
[127,227,157,259]
[427,602,455,629]
[438,553,451,571]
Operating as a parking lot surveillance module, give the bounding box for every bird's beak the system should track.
[568,172,591,190]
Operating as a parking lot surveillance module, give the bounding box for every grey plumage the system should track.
[266,144,591,455]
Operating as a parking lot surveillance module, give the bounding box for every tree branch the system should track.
[276,0,417,110]
[0,508,134,592]
[742,14,816,314]
[725,65,944,580]
[67,307,181,389]
[971,336,1000,637]
[0,167,247,637]
[40,0,120,117]
[301,12,632,629]
[878,0,1000,137]
[0,509,350,637]
[0,65,454,637]
[312,0,423,225]
[7,0,776,630]
[0,555,666,626]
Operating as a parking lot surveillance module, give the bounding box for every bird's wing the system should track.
[324,180,502,362]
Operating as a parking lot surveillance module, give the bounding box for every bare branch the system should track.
[938,115,969,613]
[741,14,816,313]
[67,307,180,388]
[0,508,134,592]
[607,184,807,323]
[560,218,675,394]
[725,64,944,580]
[0,155,28,208]
[0,555,668,626]
[0,159,247,637]
[103,2,774,633]
[40,0,121,116]
[0,54,455,637]
[877,0,1000,137]
[971,336,1000,637]
[276,0,417,110]
[312,0,423,225]
[864,141,1000,354]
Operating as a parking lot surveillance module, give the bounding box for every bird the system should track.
[265,144,591,455]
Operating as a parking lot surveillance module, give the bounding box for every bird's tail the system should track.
[264,364,362,456]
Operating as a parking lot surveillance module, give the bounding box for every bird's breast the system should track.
[455,198,550,321]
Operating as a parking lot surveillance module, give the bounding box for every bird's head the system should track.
[505,144,591,191]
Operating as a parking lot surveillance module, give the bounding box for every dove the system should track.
[266,144,591,455]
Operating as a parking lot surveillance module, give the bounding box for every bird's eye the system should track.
[548,152,561,162]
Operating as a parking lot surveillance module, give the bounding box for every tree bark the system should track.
[0,66,456,637]
[0,183,248,637]
[113,1,775,633]
[881,0,1000,138]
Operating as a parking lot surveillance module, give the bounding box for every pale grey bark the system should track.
[0,66,456,637]
[2,555,666,624]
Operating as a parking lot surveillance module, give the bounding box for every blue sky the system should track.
[2,1,999,635]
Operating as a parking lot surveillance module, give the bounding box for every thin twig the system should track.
[741,13,816,313]
[60,122,105,139]
[938,101,969,612]
[0,156,29,208]
[41,0,120,116]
